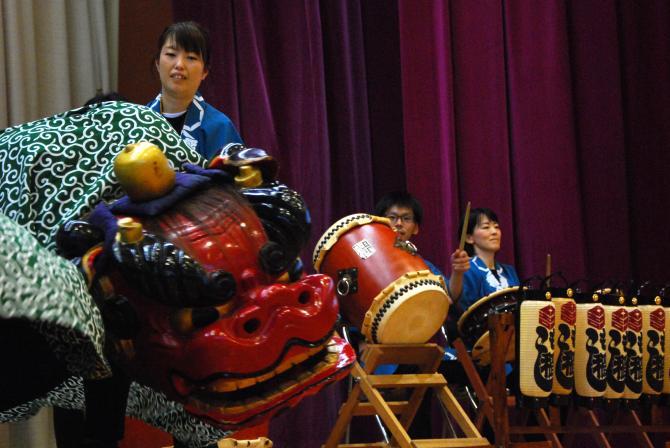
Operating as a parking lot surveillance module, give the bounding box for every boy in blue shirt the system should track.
[374,191,445,279]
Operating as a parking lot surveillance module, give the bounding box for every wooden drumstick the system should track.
[545,253,551,287]
[458,201,471,251]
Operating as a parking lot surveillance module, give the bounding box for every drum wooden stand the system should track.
[455,312,670,448]
[323,343,491,448]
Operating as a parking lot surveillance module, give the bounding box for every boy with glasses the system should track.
[373,192,448,438]
[374,191,444,278]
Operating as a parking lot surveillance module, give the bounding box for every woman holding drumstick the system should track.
[448,207,520,315]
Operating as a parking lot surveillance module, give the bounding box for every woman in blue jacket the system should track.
[148,21,242,162]
[448,207,520,315]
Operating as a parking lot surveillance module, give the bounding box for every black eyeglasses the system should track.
[386,214,414,223]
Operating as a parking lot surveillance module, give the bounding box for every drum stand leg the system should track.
[456,314,670,448]
[437,388,461,439]
[339,326,390,445]
[610,407,654,448]
[452,338,496,432]
[624,408,655,448]
[455,313,562,448]
[322,343,490,448]
[561,407,612,448]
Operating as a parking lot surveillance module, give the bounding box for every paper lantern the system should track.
[639,295,665,396]
[551,289,576,401]
[603,295,627,401]
[622,298,643,403]
[518,292,555,401]
[574,295,607,402]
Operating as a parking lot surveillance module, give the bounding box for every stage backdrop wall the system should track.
[180,2,670,447]
[172,7,670,448]
[174,0,670,290]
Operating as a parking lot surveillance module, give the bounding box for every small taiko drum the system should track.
[457,286,520,366]
[313,214,449,344]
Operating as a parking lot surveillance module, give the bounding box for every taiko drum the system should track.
[313,214,449,344]
[457,287,520,366]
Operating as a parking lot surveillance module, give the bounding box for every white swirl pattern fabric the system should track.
[125,382,231,446]
[0,212,108,379]
[0,377,229,447]
[0,101,204,250]
[0,102,230,446]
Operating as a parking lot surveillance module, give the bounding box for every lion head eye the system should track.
[258,242,289,275]
[113,233,238,308]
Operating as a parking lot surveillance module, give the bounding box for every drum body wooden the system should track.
[457,287,519,366]
[313,214,449,344]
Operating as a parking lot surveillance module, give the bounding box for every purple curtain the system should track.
[172,1,670,446]
[398,0,670,284]
[174,0,670,286]
[172,1,407,260]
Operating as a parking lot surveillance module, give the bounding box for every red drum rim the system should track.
[312,213,392,272]
[361,270,449,344]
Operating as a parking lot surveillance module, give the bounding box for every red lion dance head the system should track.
[57,147,354,431]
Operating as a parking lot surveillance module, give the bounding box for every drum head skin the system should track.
[457,286,520,338]
[314,213,450,344]
[363,271,449,344]
[470,331,516,366]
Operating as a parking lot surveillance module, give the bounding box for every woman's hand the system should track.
[448,249,470,304]
[450,249,470,274]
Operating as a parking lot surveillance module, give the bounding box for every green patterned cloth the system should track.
[0,102,231,446]
[0,211,108,379]
[0,101,205,250]
[0,102,205,378]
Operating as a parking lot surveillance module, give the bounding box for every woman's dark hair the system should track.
[374,191,423,225]
[155,21,211,69]
[458,207,499,256]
